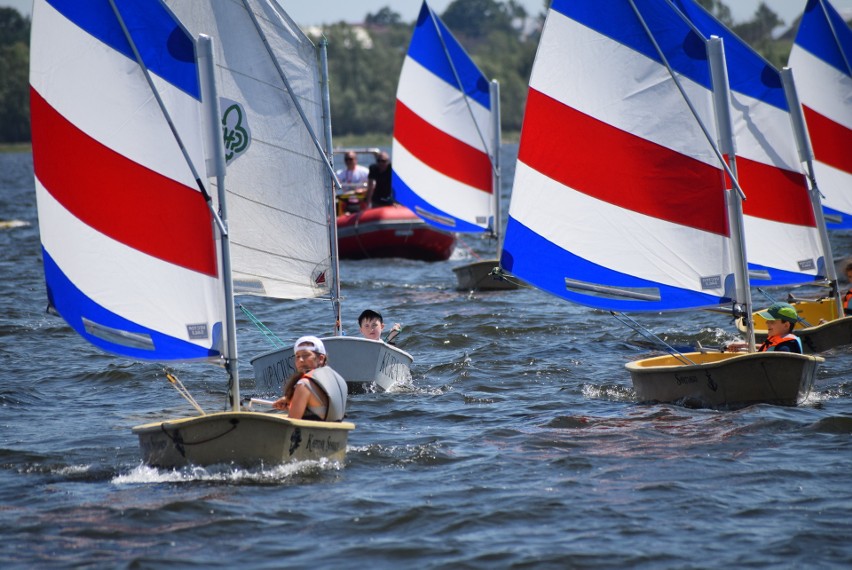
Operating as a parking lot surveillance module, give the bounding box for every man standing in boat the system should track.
[336,151,369,187]
[366,151,394,208]
[272,336,347,421]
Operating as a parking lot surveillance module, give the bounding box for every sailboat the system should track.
[788,0,852,230]
[392,1,515,291]
[30,0,353,468]
[500,0,824,409]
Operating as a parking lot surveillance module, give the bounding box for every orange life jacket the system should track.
[758,333,802,353]
[844,288,851,312]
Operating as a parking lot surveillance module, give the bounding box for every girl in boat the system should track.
[272,336,347,421]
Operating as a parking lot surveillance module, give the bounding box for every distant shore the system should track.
[0,143,31,153]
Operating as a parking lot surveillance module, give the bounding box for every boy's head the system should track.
[358,309,384,340]
[757,302,798,334]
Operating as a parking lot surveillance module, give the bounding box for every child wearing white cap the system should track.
[272,336,347,421]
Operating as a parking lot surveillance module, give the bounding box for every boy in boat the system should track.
[727,302,803,353]
[843,262,852,316]
[272,336,347,421]
[358,309,402,344]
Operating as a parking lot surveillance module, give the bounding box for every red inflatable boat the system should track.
[337,204,456,261]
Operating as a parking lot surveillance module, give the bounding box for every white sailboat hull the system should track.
[626,351,823,409]
[251,336,413,393]
[453,259,520,291]
[132,411,354,468]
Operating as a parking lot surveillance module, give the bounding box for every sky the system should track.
[5,0,852,27]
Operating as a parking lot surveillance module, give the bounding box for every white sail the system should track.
[165,0,334,300]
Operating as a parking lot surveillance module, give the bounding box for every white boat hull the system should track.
[251,336,413,393]
[453,259,520,291]
[626,351,824,409]
[132,411,354,468]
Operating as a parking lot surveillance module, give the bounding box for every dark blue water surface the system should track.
[1,148,851,569]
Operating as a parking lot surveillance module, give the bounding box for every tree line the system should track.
[0,1,835,144]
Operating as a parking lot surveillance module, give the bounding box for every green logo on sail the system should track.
[220,98,251,164]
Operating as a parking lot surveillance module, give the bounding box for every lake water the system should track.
[1,147,851,568]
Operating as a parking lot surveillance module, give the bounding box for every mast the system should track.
[198,35,240,410]
[708,36,755,351]
[781,67,844,317]
[320,36,343,336]
[491,79,502,247]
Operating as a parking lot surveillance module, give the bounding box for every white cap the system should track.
[293,335,326,355]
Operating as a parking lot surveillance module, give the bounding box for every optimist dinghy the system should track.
[500,0,823,409]
[30,0,353,468]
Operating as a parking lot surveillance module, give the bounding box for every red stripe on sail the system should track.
[519,89,729,236]
[30,87,218,277]
[804,105,852,175]
[732,157,815,227]
[394,99,492,193]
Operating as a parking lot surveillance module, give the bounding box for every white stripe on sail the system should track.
[742,214,823,278]
[29,1,206,189]
[36,181,223,346]
[730,91,807,173]
[396,56,493,153]
[393,139,491,227]
[788,46,852,129]
[510,162,731,297]
[531,10,718,167]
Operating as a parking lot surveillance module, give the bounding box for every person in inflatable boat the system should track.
[755,302,803,354]
[272,336,347,421]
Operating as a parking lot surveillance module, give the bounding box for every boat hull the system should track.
[251,336,413,393]
[132,411,354,468]
[337,205,455,261]
[736,298,852,353]
[626,351,823,409]
[453,259,520,291]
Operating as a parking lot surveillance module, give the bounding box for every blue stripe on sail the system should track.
[669,0,787,110]
[550,0,713,91]
[43,248,221,361]
[748,262,825,286]
[393,171,487,233]
[795,0,852,76]
[407,1,491,110]
[45,0,200,99]
[824,205,852,229]
[500,217,730,312]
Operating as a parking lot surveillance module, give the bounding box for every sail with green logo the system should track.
[166,0,339,303]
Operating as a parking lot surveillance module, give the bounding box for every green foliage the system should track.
[0,9,30,143]
[0,7,29,46]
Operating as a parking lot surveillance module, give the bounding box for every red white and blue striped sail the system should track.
[788,0,852,229]
[392,1,496,234]
[30,0,225,361]
[501,0,735,312]
[671,0,824,286]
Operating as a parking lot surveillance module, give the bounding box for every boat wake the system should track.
[113,457,344,484]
